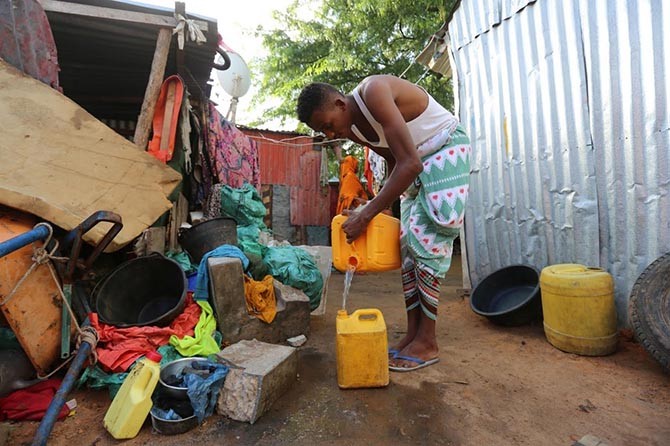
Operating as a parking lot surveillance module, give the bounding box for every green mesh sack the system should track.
[263,246,323,311]
[219,183,267,229]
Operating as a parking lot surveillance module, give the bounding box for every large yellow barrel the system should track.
[540,264,617,356]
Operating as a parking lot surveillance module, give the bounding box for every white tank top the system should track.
[350,86,459,148]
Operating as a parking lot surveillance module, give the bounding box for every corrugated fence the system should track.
[449,0,670,325]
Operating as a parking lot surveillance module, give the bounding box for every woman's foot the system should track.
[389,338,439,371]
[389,307,421,358]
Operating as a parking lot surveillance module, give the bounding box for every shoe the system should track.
[389,355,440,372]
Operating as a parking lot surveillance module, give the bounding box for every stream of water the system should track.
[342,264,356,311]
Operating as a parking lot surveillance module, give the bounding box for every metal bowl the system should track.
[150,408,199,435]
[159,357,210,400]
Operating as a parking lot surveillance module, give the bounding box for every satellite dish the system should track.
[215,51,251,123]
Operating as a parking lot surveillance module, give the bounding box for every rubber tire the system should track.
[629,252,670,372]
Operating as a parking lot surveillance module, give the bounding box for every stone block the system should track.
[208,258,311,345]
[216,339,297,423]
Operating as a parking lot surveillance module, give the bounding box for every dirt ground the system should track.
[6,255,670,445]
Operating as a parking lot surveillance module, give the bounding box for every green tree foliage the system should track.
[252,0,456,131]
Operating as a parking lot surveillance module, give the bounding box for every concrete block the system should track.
[208,258,311,345]
[216,339,297,423]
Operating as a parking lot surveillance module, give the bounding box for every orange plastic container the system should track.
[331,212,401,273]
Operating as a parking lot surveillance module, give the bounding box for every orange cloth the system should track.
[148,75,184,163]
[337,155,367,214]
[243,275,277,323]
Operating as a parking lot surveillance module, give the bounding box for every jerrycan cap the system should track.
[144,351,162,363]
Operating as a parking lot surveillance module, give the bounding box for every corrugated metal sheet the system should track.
[450,0,670,326]
[289,150,330,226]
[241,129,330,226]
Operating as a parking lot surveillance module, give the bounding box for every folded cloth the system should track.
[169,300,220,356]
[0,379,69,421]
[243,274,277,323]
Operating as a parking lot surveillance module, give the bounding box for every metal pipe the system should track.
[31,342,91,446]
[0,225,50,258]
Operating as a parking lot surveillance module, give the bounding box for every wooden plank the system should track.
[133,27,172,150]
[38,0,209,31]
[0,59,181,252]
[168,193,189,252]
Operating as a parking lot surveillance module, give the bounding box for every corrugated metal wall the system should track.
[240,129,331,227]
[450,0,670,325]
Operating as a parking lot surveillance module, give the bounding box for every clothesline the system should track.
[245,132,346,148]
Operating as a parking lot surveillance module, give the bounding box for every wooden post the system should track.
[133,27,172,150]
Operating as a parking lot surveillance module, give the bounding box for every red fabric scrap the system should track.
[0,379,69,421]
[91,295,201,373]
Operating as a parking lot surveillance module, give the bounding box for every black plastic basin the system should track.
[178,217,237,264]
[470,264,542,326]
[95,253,187,327]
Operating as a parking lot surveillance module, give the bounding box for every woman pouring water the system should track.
[297,74,471,372]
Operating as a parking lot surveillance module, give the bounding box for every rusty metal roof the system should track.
[43,0,218,121]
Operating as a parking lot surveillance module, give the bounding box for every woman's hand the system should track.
[341,208,371,243]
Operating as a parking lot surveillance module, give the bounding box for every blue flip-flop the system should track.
[389,355,440,372]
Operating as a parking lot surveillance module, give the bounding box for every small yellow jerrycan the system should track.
[103,350,162,439]
[331,212,401,273]
[336,309,389,389]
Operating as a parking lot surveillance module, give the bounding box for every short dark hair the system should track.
[296,82,341,124]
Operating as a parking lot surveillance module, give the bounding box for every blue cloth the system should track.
[194,245,249,301]
[151,407,182,421]
[183,360,229,422]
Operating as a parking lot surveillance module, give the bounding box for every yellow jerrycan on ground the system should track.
[331,212,401,273]
[103,350,162,439]
[336,308,389,389]
[540,264,617,356]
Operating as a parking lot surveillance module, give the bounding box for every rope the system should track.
[1,223,100,378]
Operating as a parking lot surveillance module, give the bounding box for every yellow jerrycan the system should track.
[331,212,401,273]
[104,351,162,439]
[540,264,617,356]
[336,309,389,389]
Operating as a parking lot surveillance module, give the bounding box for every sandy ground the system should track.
[6,255,670,446]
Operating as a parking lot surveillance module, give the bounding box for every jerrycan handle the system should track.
[356,309,381,321]
[139,366,159,399]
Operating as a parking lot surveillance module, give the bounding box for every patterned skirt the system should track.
[400,126,471,278]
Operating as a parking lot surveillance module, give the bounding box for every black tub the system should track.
[178,217,237,264]
[95,253,187,327]
[470,264,542,326]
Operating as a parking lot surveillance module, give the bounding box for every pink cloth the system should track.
[205,102,260,189]
[91,295,201,373]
